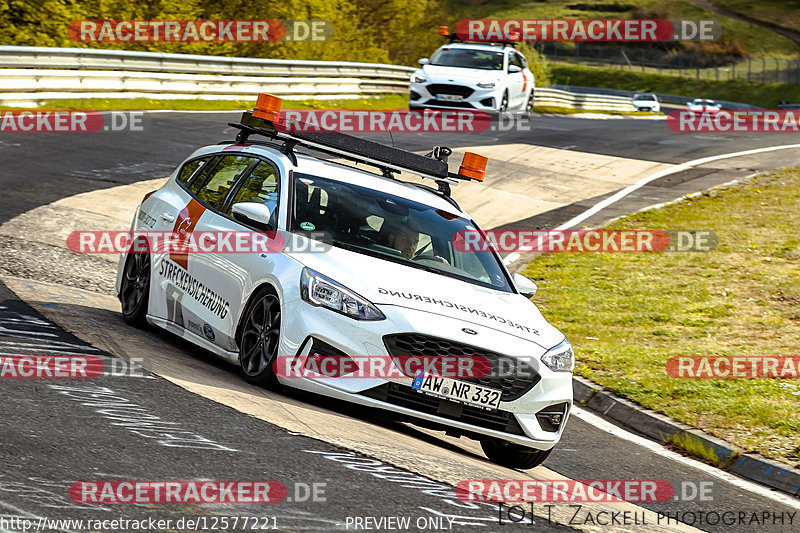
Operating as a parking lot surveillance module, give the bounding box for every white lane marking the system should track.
[504,143,800,265]
[571,406,800,509]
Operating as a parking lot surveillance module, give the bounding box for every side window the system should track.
[177,157,209,186]
[193,155,255,211]
[517,53,528,69]
[226,161,279,215]
[509,53,523,70]
[188,155,221,193]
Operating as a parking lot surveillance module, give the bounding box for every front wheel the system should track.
[119,240,150,327]
[238,288,282,388]
[481,438,552,469]
[499,91,509,113]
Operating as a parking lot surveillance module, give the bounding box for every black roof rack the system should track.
[227,111,479,195]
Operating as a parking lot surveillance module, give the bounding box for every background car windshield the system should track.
[429,49,504,70]
[291,173,512,292]
[634,94,656,100]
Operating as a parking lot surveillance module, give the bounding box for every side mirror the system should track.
[418,58,429,65]
[232,202,273,230]
[513,272,537,298]
[508,65,522,73]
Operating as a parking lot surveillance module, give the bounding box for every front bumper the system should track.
[410,81,503,112]
[278,299,573,450]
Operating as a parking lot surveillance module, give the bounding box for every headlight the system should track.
[301,267,385,321]
[412,73,427,84]
[477,81,496,88]
[541,339,574,372]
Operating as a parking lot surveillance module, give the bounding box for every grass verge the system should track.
[521,169,800,466]
[0,94,410,112]
[551,65,800,108]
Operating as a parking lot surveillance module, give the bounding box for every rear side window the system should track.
[177,157,210,185]
[193,155,255,210]
[226,161,279,213]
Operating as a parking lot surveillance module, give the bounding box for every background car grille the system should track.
[360,383,525,435]
[422,100,475,108]
[426,84,474,97]
[383,333,541,401]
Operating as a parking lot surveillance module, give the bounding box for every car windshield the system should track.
[290,173,513,292]
[429,48,504,70]
[634,94,656,101]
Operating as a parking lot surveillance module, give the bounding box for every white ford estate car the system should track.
[116,94,573,469]
[410,41,535,113]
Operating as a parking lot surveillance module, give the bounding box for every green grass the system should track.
[711,0,800,41]
[521,169,800,466]
[447,0,798,57]
[664,433,727,467]
[551,64,800,107]
[0,94,411,112]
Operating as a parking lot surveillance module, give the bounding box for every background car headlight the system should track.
[301,267,385,321]
[412,73,427,84]
[541,339,574,372]
[477,81,496,88]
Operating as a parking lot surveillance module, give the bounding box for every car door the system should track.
[147,155,215,326]
[161,153,258,348]
[506,52,526,109]
[190,157,282,351]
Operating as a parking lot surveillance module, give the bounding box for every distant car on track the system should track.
[632,93,660,113]
[409,40,535,114]
[116,93,574,470]
[687,98,721,113]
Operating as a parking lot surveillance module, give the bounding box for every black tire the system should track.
[480,438,552,469]
[238,287,282,388]
[409,104,424,111]
[526,89,535,115]
[499,91,509,113]
[119,240,151,328]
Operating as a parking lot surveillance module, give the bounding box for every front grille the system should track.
[361,383,524,435]
[383,334,540,401]
[426,84,475,98]
[422,99,476,109]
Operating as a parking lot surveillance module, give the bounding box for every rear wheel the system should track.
[119,240,150,327]
[526,89,535,115]
[238,287,282,388]
[481,438,552,469]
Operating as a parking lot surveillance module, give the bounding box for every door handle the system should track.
[161,213,175,222]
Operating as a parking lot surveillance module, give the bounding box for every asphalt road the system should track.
[1,112,798,532]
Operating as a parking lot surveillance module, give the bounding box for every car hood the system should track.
[420,65,502,84]
[288,244,564,349]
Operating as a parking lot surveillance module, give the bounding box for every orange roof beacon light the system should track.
[439,26,449,36]
[458,152,488,181]
[253,93,282,122]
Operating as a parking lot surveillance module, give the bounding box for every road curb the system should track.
[572,376,800,497]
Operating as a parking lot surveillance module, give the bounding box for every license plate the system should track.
[436,94,463,102]
[412,372,501,410]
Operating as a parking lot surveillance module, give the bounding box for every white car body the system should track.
[632,93,660,113]
[116,136,572,465]
[409,43,535,113]
[688,98,721,112]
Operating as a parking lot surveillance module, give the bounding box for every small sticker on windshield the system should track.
[300,221,315,231]
[299,178,314,185]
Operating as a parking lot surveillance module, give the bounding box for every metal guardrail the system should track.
[0,46,635,111]
[535,87,633,111]
[554,85,762,110]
